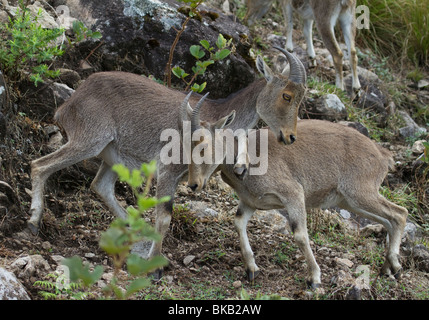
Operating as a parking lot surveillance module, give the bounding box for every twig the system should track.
[84,40,105,62]
[164,0,204,87]
[165,15,191,87]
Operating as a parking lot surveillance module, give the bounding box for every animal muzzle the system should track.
[279,130,296,145]
[188,179,206,192]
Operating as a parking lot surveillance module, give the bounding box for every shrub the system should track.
[0,2,65,86]
[61,161,169,300]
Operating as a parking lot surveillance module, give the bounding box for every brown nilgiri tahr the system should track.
[28,48,307,278]
[184,95,407,288]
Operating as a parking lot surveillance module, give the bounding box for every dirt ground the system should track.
[0,143,428,300]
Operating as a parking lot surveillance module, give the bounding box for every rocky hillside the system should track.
[0,0,428,300]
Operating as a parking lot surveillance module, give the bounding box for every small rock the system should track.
[360,223,385,238]
[411,140,427,154]
[183,255,196,266]
[188,201,219,218]
[356,66,379,82]
[52,82,75,106]
[11,255,51,279]
[338,121,369,137]
[412,245,429,272]
[84,253,96,259]
[398,111,427,139]
[317,247,330,256]
[417,79,429,89]
[403,222,417,243]
[232,280,242,289]
[330,269,354,287]
[58,68,81,89]
[0,268,31,300]
[355,265,371,290]
[51,255,65,266]
[41,241,51,250]
[334,257,354,269]
[307,93,348,121]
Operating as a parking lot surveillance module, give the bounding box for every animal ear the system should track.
[256,55,273,82]
[214,110,236,129]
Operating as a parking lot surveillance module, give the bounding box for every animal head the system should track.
[256,46,307,145]
[181,93,236,192]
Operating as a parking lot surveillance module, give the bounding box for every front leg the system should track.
[145,166,184,279]
[234,202,259,281]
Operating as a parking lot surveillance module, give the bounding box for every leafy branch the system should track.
[62,161,169,300]
[172,34,231,93]
[165,0,204,88]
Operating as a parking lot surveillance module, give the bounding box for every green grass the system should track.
[357,0,429,67]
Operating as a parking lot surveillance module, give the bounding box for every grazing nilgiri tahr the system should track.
[183,95,408,288]
[246,0,361,93]
[28,47,307,277]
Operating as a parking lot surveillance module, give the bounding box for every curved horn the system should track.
[181,91,193,122]
[191,92,210,133]
[273,46,307,84]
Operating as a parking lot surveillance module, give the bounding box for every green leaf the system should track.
[129,169,144,188]
[141,160,157,177]
[215,49,230,60]
[137,196,159,211]
[125,278,151,297]
[91,31,102,39]
[126,254,168,276]
[99,226,129,254]
[62,256,103,287]
[191,82,206,93]
[198,60,214,69]
[190,45,205,59]
[197,82,207,92]
[172,66,188,79]
[199,39,211,51]
[216,34,227,49]
[112,164,130,182]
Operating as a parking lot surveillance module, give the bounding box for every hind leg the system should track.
[313,4,344,89]
[339,6,361,94]
[29,140,110,234]
[281,0,295,52]
[341,195,408,277]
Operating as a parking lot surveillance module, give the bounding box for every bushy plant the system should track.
[172,34,232,93]
[357,0,429,66]
[0,2,65,86]
[61,161,169,300]
[0,1,102,88]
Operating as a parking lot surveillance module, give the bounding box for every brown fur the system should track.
[28,53,306,275]
[186,114,408,288]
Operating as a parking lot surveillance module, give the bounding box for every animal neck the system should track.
[201,79,265,131]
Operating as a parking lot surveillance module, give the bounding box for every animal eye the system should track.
[283,93,291,102]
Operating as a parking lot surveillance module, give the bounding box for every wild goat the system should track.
[183,95,408,288]
[28,48,306,277]
[246,0,361,93]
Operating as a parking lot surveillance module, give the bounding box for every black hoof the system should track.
[306,280,321,290]
[393,268,402,280]
[246,269,260,282]
[150,268,164,282]
[27,221,39,235]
